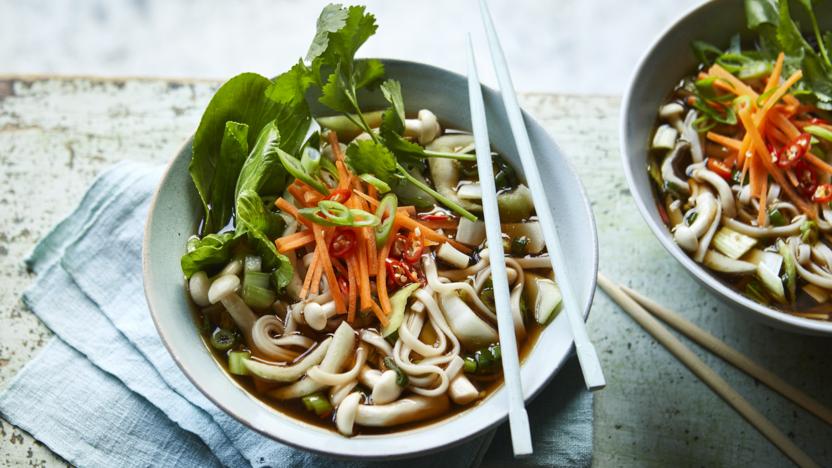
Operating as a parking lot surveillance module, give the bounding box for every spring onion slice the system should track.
[374,194,398,245]
[359,173,392,193]
[276,147,329,195]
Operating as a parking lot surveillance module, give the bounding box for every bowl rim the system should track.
[143,57,600,458]
[620,0,832,334]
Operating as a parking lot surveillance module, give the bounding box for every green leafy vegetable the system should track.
[202,121,249,233]
[235,189,293,289]
[181,232,236,278]
[235,122,286,200]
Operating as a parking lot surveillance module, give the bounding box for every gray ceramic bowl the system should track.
[621,0,832,335]
[143,59,598,459]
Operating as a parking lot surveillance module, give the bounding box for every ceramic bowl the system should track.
[143,59,598,458]
[621,0,832,335]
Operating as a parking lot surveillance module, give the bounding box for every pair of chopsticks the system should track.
[598,273,829,468]
[468,0,606,457]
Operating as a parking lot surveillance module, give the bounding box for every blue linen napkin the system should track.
[0,161,593,467]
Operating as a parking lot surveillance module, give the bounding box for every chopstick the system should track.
[621,285,832,427]
[466,34,532,457]
[478,0,605,391]
[597,273,819,468]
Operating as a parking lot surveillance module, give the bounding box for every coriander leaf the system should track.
[354,59,386,90]
[181,232,237,278]
[314,5,378,74]
[266,60,316,107]
[190,73,282,232]
[203,121,249,233]
[306,4,350,63]
[235,122,290,199]
[319,65,354,113]
[380,79,405,126]
[345,139,397,182]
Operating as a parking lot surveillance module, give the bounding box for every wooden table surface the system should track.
[0,76,830,467]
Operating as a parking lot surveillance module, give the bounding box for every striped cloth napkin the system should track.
[0,161,592,467]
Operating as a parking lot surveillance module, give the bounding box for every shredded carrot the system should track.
[287,184,309,207]
[300,249,320,299]
[369,299,389,327]
[328,132,346,162]
[394,213,471,253]
[805,153,832,175]
[275,197,312,228]
[346,255,358,322]
[356,239,371,309]
[416,217,460,231]
[312,224,346,313]
[709,64,760,99]
[275,230,315,253]
[706,132,742,151]
[377,224,397,316]
[757,173,768,227]
[786,168,799,187]
[309,255,324,296]
[764,52,785,93]
[738,105,816,218]
[770,111,801,140]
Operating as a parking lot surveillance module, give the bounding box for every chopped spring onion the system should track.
[712,227,757,259]
[768,208,787,227]
[744,279,770,305]
[801,221,819,244]
[348,208,379,227]
[244,270,270,289]
[703,250,756,274]
[803,283,829,303]
[455,217,486,246]
[301,392,333,418]
[805,125,832,142]
[756,260,786,304]
[244,255,262,273]
[211,329,236,351]
[276,146,329,195]
[359,173,391,193]
[228,351,251,376]
[652,124,678,150]
[301,147,321,176]
[242,282,276,309]
[380,283,421,337]
[778,240,797,304]
[437,243,470,269]
[383,356,409,387]
[463,344,502,374]
[497,185,534,223]
[510,236,530,257]
[374,194,398,245]
[456,183,482,201]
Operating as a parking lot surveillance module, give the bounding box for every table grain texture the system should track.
[0,76,829,467]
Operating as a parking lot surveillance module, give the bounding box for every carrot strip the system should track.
[357,239,371,309]
[416,217,460,231]
[749,151,761,196]
[275,198,312,228]
[764,52,785,93]
[708,64,759,99]
[395,213,471,253]
[328,132,346,162]
[377,224,397,316]
[757,173,768,227]
[805,153,832,175]
[346,255,358,322]
[770,111,801,140]
[275,231,315,253]
[287,184,309,207]
[738,106,816,218]
[706,132,743,151]
[369,299,389,327]
[313,224,346,313]
[310,255,324,296]
[300,249,320,299]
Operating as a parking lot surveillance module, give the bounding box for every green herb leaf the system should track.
[202,121,249,233]
[235,189,293,289]
[235,122,290,199]
[265,60,316,107]
[190,73,283,232]
[181,232,237,278]
[345,139,397,182]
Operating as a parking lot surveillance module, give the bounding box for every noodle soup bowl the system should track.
[144,59,598,458]
[621,0,832,335]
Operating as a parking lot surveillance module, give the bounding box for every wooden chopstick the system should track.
[466,34,532,457]
[597,273,819,468]
[621,285,832,427]
[478,0,606,391]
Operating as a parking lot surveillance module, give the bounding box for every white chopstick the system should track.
[466,34,532,457]
[620,285,832,426]
[478,0,606,391]
[597,273,819,468]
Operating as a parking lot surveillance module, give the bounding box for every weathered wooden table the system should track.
[0,76,830,467]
